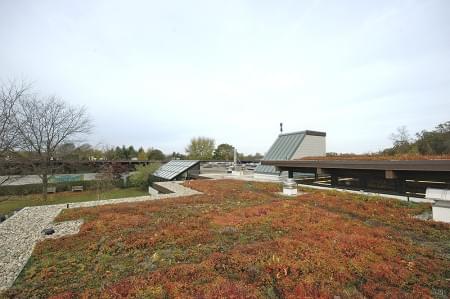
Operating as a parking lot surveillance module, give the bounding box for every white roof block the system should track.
[426,188,450,201]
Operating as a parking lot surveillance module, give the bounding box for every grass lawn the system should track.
[0,188,148,215]
[3,179,450,298]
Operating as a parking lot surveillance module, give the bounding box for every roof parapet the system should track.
[279,130,326,137]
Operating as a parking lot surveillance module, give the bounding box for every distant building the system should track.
[254,130,326,178]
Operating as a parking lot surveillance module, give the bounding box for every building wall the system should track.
[291,135,326,159]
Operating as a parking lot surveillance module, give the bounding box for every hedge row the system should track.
[0,179,124,196]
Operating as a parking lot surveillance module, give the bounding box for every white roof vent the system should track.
[426,188,450,223]
[425,188,450,201]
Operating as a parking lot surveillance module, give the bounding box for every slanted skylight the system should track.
[153,160,200,180]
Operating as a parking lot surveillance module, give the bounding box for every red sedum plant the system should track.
[4,180,449,298]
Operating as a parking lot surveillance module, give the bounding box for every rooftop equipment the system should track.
[426,188,450,223]
[283,178,298,196]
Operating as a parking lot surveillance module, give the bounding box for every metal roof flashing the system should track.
[278,130,326,137]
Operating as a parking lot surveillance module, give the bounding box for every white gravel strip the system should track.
[0,205,63,292]
[43,219,84,239]
[0,182,200,291]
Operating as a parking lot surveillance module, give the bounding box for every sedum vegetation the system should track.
[302,153,450,161]
[4,180,450,298]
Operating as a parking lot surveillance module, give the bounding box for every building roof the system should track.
[153,160,200,180]
[254,131,308,175]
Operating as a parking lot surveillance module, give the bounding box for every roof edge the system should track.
[279,130,326,137]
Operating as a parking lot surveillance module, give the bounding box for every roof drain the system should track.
[42,228,55,235]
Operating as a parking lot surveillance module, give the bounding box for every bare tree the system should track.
[14,95,92,199]
[389,126,413,154]
[94,164,115,200]
[0,80,29,185]
[390,126,411,146]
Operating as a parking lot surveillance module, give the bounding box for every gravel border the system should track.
[42,219,84,239]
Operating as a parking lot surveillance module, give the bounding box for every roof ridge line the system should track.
[279,130,326,137]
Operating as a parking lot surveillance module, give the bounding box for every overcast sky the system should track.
[1,0,449,155]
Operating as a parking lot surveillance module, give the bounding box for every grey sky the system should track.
[1,0,449,155]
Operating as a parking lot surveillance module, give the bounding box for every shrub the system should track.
[129,163,160,189]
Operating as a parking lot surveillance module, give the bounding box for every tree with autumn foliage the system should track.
[213,143,235,160]
[185,137,215,160]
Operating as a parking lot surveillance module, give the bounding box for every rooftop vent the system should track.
[283,178,298,196]
[426,188,450,223]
